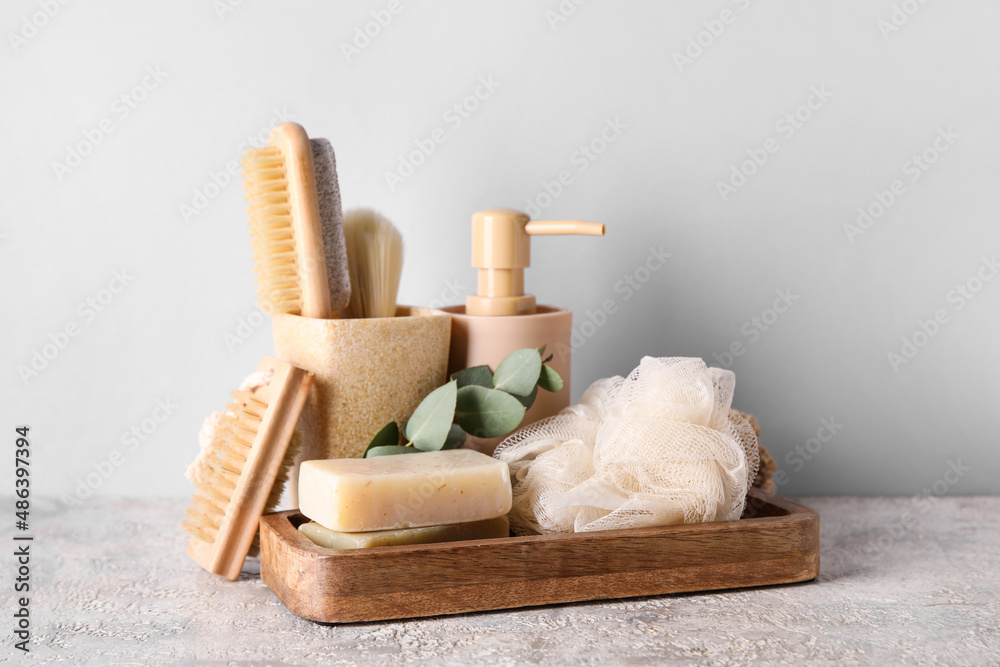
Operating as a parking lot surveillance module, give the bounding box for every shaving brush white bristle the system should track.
[342,208,404,319]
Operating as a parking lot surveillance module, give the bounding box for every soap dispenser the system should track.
[443,208,605,451]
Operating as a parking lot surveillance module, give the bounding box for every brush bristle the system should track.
[242,146,301,315]
[182,392,257,544]
[342,208,404,319]
[181,385,298,549]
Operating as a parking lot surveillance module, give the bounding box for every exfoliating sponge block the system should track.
[298,449,512,532]
[309,138,350,311]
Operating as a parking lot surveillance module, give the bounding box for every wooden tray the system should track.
[259,488,819,623]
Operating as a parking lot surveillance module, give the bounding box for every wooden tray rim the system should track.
[261,488,815,559]
[258,488,819,623]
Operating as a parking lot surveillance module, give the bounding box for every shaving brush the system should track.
[341,208,404,319]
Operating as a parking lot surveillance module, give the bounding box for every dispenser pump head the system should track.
[465,208,605,316]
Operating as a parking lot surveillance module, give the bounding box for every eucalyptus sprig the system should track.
[363,346,563,457]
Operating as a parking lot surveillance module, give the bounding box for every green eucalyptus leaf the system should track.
[440,423,467,450]
[537,365,564,392]
[363,421,400,456]
[537,344,547,357]
[365,445,420,458]
[451,365,494,389]
[455,385,526,438]
[514,385,538,410]
[492,348,542,397]
[404,380,458,451]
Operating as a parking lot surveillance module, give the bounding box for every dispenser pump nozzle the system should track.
[465,208,606,316]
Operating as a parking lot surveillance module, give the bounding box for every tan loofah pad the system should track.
[735,410,777,493]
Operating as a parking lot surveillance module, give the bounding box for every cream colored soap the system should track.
[298,449,512,532]
[298,515,510,549]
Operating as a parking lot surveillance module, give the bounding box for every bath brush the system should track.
[242,123,350,318]
[182,356,312,580]
[342,207,404,318]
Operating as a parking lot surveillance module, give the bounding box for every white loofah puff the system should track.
[493,357,760,535]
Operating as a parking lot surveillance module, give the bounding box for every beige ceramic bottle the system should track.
[443,208,605,453]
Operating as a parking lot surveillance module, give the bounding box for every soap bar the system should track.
[298,449,512,532]
[298,515,510,549]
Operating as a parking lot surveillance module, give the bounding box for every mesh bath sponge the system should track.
[494,357,759,535]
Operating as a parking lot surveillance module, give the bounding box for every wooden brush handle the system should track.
[270,123,332,318]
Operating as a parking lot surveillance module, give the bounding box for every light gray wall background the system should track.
[2,0,997,500]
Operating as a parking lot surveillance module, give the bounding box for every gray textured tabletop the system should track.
[3,496,998,665]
